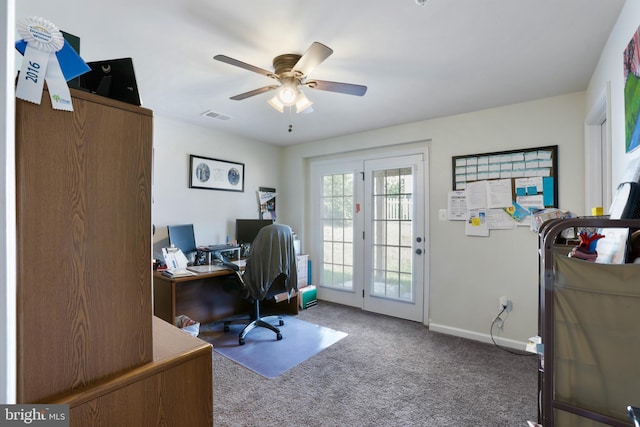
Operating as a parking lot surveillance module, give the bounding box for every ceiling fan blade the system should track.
[230,85,279,100]
[306,79,367,96]
[214,55,274,78]
[293,42,333,76]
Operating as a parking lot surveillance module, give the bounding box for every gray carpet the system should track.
[210,301,538,427]
[200,316,347,378]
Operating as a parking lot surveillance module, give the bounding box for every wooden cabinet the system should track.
[15,89,212,426]
[16,88,154,402]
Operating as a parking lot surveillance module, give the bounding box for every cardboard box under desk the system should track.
[273,289,297,303]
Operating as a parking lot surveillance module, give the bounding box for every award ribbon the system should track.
[15,17,74,111]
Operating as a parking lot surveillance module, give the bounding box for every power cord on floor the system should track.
[490,306,534,356]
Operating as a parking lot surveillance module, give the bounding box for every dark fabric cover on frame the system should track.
[243,224,298,300]
[553,255,640,425]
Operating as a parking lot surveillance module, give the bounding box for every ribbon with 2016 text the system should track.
[15,16,73,111]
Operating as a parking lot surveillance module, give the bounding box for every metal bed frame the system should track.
[538,217,640,426]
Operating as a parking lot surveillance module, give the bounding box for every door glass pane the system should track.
[321,172,355,291]
[370,167,414,302]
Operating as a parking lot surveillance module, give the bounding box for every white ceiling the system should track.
[16,0,625,146]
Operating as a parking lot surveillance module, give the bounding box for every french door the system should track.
[311,153,427,323]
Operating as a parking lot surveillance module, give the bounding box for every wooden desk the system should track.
[153,269,299,325]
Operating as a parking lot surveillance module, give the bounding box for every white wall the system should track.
[1,0,16,404]
[587,0,640,184]
[282,92,586,346]
[151,116,283,255]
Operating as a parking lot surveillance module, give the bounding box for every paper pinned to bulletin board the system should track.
[465,209,489,236]
[447,190,468,220]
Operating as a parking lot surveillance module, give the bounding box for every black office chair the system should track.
[218,224,298,345]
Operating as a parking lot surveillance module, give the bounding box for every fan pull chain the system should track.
[288,106,293,133]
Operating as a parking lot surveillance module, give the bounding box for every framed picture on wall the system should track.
[258,187,277,220]
[624,24,640,153]
[189,155,245,192]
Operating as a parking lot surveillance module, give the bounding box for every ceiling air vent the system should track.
[201,110,231,120]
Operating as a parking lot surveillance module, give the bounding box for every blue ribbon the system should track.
[15,39,90,82]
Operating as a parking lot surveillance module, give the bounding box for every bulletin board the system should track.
[452,145,558,208]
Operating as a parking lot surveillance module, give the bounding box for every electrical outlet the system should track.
[499,296,510,311]
[438,209,447,221]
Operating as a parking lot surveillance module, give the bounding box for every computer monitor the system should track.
[79,57,141,106]
[167,224,197,255]
[235,219,274,244]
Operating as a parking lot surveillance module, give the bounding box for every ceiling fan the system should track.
[214,42,367,114]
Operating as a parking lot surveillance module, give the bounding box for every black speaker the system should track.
[194,249,207,266]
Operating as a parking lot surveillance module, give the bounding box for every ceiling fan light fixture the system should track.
[267,95,285,113]
[295,91,313,113]
[215,42,367,115]
[278,84,298,105]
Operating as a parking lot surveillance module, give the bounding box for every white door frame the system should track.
[309,144,430,325]
[585,81,612,214]
[362,154,425,322]
[309,159,364,309]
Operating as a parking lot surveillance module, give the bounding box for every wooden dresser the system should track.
[15,89,212,425]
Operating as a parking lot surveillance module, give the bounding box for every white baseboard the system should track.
[428,322,528,351]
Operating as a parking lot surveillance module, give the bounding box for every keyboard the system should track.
[208,244,239,251]
[161,268,196,278]
[187,265,227,273]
